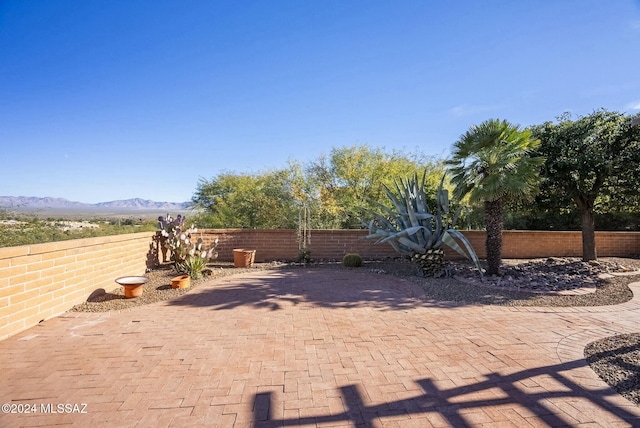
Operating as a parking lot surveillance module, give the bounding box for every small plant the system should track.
[297,247,311,264]
[343,253,363,268]
[175,255,209,279]
[158,214,218,279]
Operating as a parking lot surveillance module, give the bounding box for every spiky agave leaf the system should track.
[414,173,429,214]
[396,236,427,253]
[441,229,483,276]
[387,239,413,256]
[384,183,407,214]
[378,226,426,244]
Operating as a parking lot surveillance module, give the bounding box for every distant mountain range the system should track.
[0,196,190,211]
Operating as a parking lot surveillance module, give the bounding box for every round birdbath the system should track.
[115,276,148,298]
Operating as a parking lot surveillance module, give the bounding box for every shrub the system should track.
[175,255,209,280]
[343,253,363,267]
[297,248,311,264]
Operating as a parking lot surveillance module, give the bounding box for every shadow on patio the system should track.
[165,268,475,312]
[251,358,639,427]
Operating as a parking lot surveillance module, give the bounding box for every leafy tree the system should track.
[191,170,298,228]
[447,119,545,275]
[191,145,447,230]
[307,144,445,228]
[287,159,343,229]
[530,110,640,260]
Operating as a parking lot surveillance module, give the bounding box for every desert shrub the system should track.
[343,253,363,267]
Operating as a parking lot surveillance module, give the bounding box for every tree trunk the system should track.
[484,200,503,275]
[577,200,597,261]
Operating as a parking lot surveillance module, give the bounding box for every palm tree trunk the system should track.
[484,200,503,275]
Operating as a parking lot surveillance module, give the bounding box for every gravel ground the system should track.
[68,261,288,313]
[585,333,640,406]
[398,257,640,307]
[68,256,640,406]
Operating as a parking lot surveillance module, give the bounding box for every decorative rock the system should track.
[452,257,640,293]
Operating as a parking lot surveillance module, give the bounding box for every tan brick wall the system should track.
[0,232,156,341]
[1,229,639,341]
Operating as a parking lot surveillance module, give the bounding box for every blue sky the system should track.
[1,1,639,204]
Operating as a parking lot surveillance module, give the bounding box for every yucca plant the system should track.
[364,173,483,278]
[175,255,209,279]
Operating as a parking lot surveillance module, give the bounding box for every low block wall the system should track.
[0,232,156,341]
[1,229,639,341]
[195,229,399,262]
[498,231,640,259]
[197,229,640,261]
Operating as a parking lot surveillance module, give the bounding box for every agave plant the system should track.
[364,173,483,278]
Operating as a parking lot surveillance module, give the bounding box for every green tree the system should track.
[307,144,445,228]
[191,145,447,230]
[447,119,545,275]
[191,170,298,228]
[530,110,640,260]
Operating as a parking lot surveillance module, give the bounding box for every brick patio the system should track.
[2,268,640,427]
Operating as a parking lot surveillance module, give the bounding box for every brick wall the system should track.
[494,231,639,259]
[196,229,640,261]
[195,229,400,262]
[0,232,156,341]
[1,229,639,341]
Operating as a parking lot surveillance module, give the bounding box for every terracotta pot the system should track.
[233,249,256,268]
[171,275,191,289]
[115,276,148,298]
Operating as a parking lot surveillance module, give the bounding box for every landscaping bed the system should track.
[68,261,287,313]
[70,257,640,312]
[586,333,640,406]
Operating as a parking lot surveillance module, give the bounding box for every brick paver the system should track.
[2,268,640,427]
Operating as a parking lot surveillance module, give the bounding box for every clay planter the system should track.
[233,249,256,268]
[171,275,191,289]
[115,276,148,298]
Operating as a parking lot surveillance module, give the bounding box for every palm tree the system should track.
[446,119,545,275]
